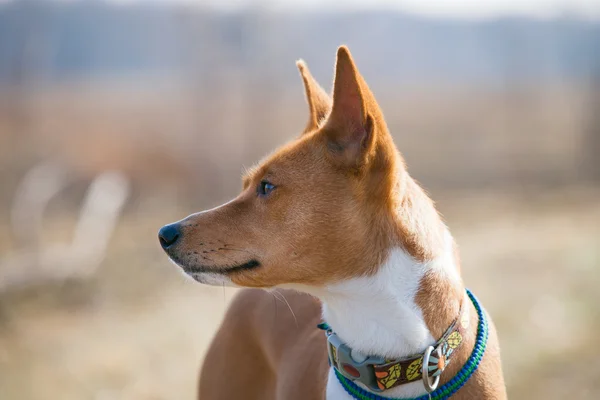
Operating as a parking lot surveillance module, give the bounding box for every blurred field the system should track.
[0,80,599,400]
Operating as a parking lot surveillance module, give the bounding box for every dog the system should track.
[158,46,507,400]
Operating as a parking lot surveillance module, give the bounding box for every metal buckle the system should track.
[422,346,441,393]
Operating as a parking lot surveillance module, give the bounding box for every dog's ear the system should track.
[296,59,331,135]
[323,46,379,168]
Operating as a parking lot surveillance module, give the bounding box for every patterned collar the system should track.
[318,289,488,400]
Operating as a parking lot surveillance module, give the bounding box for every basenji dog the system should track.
[158,46,507,400]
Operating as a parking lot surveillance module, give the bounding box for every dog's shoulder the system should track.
[200,289,328,400]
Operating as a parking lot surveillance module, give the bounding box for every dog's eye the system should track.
[258,180,276,197]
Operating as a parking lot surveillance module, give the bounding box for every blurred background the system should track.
[0,0,599,398]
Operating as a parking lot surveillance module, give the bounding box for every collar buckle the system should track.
[422,345,442,393]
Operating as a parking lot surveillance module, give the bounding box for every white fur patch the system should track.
[289,247,436,357]
[320,247,435,358]
[319,247,434,399]
[284,230,461,399]
[189,272,235,286]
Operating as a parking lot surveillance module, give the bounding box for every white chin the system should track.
[188,272,236,286]
[169,259,236,287]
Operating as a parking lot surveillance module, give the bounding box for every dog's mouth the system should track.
[181,259,261,275]
[167,256,261,286]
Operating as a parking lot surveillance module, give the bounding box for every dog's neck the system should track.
[292,176,466,398]
[298,229,465,399]
[315,227,463,355]
[321,175,463,351]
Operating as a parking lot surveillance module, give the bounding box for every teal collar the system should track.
[326,289,489,400]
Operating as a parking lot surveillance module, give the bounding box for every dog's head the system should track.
[159,47,417,288]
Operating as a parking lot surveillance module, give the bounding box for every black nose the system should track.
[158,223,181,249]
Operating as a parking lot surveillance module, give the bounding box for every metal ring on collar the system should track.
[422,346,441,393]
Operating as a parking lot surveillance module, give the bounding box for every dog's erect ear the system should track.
[323,46,380,168]
[296,59,331,135]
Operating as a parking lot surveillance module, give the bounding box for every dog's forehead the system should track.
[241,135,326,189]
[262,137,320,171]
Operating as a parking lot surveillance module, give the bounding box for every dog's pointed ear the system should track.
[323,46,376,167]
[296,59,331,135]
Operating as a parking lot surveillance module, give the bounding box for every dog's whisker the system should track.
[269,292,279,325]
[270,291,286,325]
[274,289,298,329]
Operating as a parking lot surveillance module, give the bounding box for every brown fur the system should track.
[162,46,506,399]
[199,289,329,400]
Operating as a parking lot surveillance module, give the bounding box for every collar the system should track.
[318,289,488,400]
